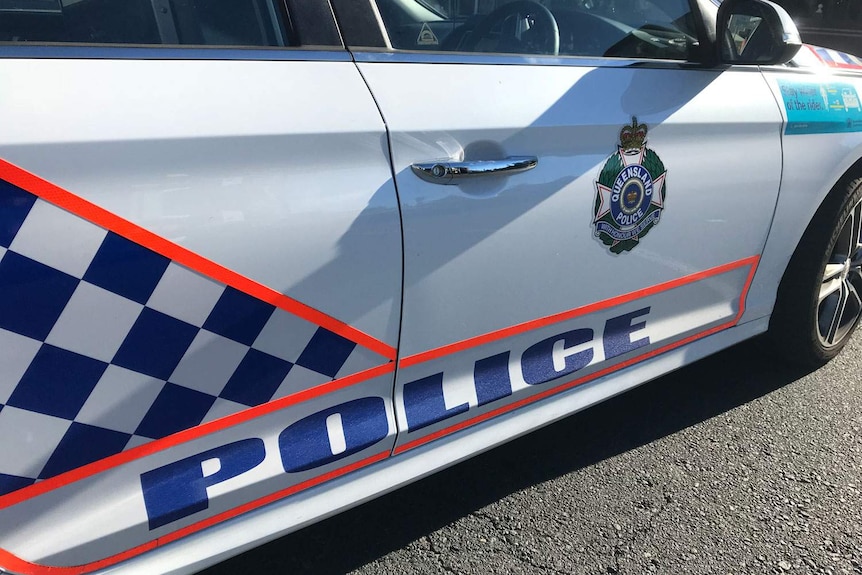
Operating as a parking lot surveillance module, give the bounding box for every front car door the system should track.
[0,2,402,571]
[341,0,784,453]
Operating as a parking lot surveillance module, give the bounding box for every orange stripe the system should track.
[394,256,760,454]
[400,256,760,368]
[0,158,397,360]
[0,362,394,510]
[0,257,761,573]
[0,451,391,575]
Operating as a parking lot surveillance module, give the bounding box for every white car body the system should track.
[0,0,860,573]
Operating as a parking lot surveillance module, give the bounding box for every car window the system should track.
[0,0,290,46]
[376,0,698,59]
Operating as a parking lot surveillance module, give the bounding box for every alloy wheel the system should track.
[818,197,862,347]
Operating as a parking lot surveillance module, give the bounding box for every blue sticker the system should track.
[778,80,862,135]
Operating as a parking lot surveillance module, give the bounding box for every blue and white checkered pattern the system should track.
[0,179,384,497]
[814,46,862,68]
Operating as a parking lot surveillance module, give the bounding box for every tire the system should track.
[769,176,862,367]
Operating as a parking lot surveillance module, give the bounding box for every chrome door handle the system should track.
[411,156,538,185]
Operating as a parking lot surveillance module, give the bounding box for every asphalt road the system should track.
[200,334,862,575]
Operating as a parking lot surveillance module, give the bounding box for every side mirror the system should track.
[717,0,802,65]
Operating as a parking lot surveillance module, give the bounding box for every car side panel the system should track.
[357,60,784,452]
[0,55,401,570]
[0,57,402,347]
[742,68,862,323]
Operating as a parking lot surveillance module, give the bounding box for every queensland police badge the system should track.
[593,117,667,254]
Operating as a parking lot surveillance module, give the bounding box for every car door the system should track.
[341,0,784,452]
[0,2,402,571]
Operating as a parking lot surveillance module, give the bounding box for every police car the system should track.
[0,0,860,573]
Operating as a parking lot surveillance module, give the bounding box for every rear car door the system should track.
[343,0,785,452]
[0,2,402,571]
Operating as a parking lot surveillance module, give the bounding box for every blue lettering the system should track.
[141,306,659,530]
[403,373,468,432]
[521,329,594,386]
[279,397,389,473]
[603,307,650,359]
[140,438,265,530]
[474,351,512,406]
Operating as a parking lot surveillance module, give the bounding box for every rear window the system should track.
[0,0,290,46]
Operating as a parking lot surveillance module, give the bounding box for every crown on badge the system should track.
[619,117,648,151]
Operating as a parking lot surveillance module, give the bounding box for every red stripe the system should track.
[0,362,394,510]
[401,256,759,368]
[395,256,759,454]
[0,257,760,573]
[826,61,862,70]
[810,48,862,69]
[0,158,397,360]
[0,451,391,575]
